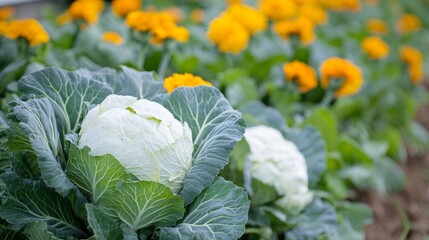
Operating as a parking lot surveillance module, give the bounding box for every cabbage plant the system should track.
[221,102,342,240]
[244,125,313,212]
[0,66,250,239]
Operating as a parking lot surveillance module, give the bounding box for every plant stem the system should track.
[320,78,343,107]
[137,46,148,70]
[157,44,172,80]
[320,86,335,107]
[395,201,410,240]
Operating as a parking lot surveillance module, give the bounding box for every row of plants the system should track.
[0,0,428,239]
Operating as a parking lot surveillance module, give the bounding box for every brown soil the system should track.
[361,103,429,240]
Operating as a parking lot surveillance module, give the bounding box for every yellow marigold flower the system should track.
[126,11,189,44]
[299,4,328,25]
[206,14,249,54]
[400,46,424,84]
[317,0,340,9]
[274,17,315,44]
[111,0,141,17]
[190,9,204,23]
[366,18,388,35]
[225,4,267,34]
[102,31,124,45]
[320,57,364,97]
[164,73,212,93]
[283,61,318,93]
[126,11,157,32]
[4,19,49,46]
[68,0,105,24]
[292,0,320,5]
[259,0,297,21]
[0,6,14,21]
[226,0,241,5]
[150,12,189,43]
[396,14,421,34]
[400,46,423,66]
[361,36,389,59]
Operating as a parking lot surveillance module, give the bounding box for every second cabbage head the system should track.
[244,125,313,212]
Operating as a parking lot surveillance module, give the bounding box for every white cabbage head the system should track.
[78,94,193,194]
[244,125,313,211]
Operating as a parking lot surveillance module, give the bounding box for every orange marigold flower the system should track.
[206,14,249,54]
[111,0,141,17]
[190,9,204,23]
[320,57,364,97]
[150,12,189,43]
[164,73,212,93]
[396,14,421,34]
[102,31,124,45]
[126,11,157,32]
[68,0,105,24]
[317,0,341,9]
[361,36,389,59]
[0,6,14,21]
[292,0,320,5]
[259,0,297,21]
[225,4,267,34]
[274,17,315,44]
[400,46,424,84]
[299,4,328,25]
[366,18,388,35]
[4,19,49,46]
[400,46,423,66]
[283,61,318,93]
[126,11,189,44]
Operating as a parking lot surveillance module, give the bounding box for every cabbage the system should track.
[244,125,313,211]
[78,94,193,193]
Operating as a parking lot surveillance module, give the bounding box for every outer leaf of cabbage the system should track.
[285,198,338,240]
[98,181,185,231]
[158,177,249,240]
[0,171,86,238]
[156,86,246,205]
[76,66,165,100]
[8,98,75,196]
[85,204,123,240]
[288,127,326,187]
[66,143,132,203]
[18,67,113,138]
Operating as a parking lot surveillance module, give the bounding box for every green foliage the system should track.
[66,144,132,203]
[286,198,338,240]
[301,108,338,152]
[0,67,249,239]
[157,86,245,205]
[158,177,249,240]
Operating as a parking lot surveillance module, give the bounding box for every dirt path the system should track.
[362,104,429,240]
